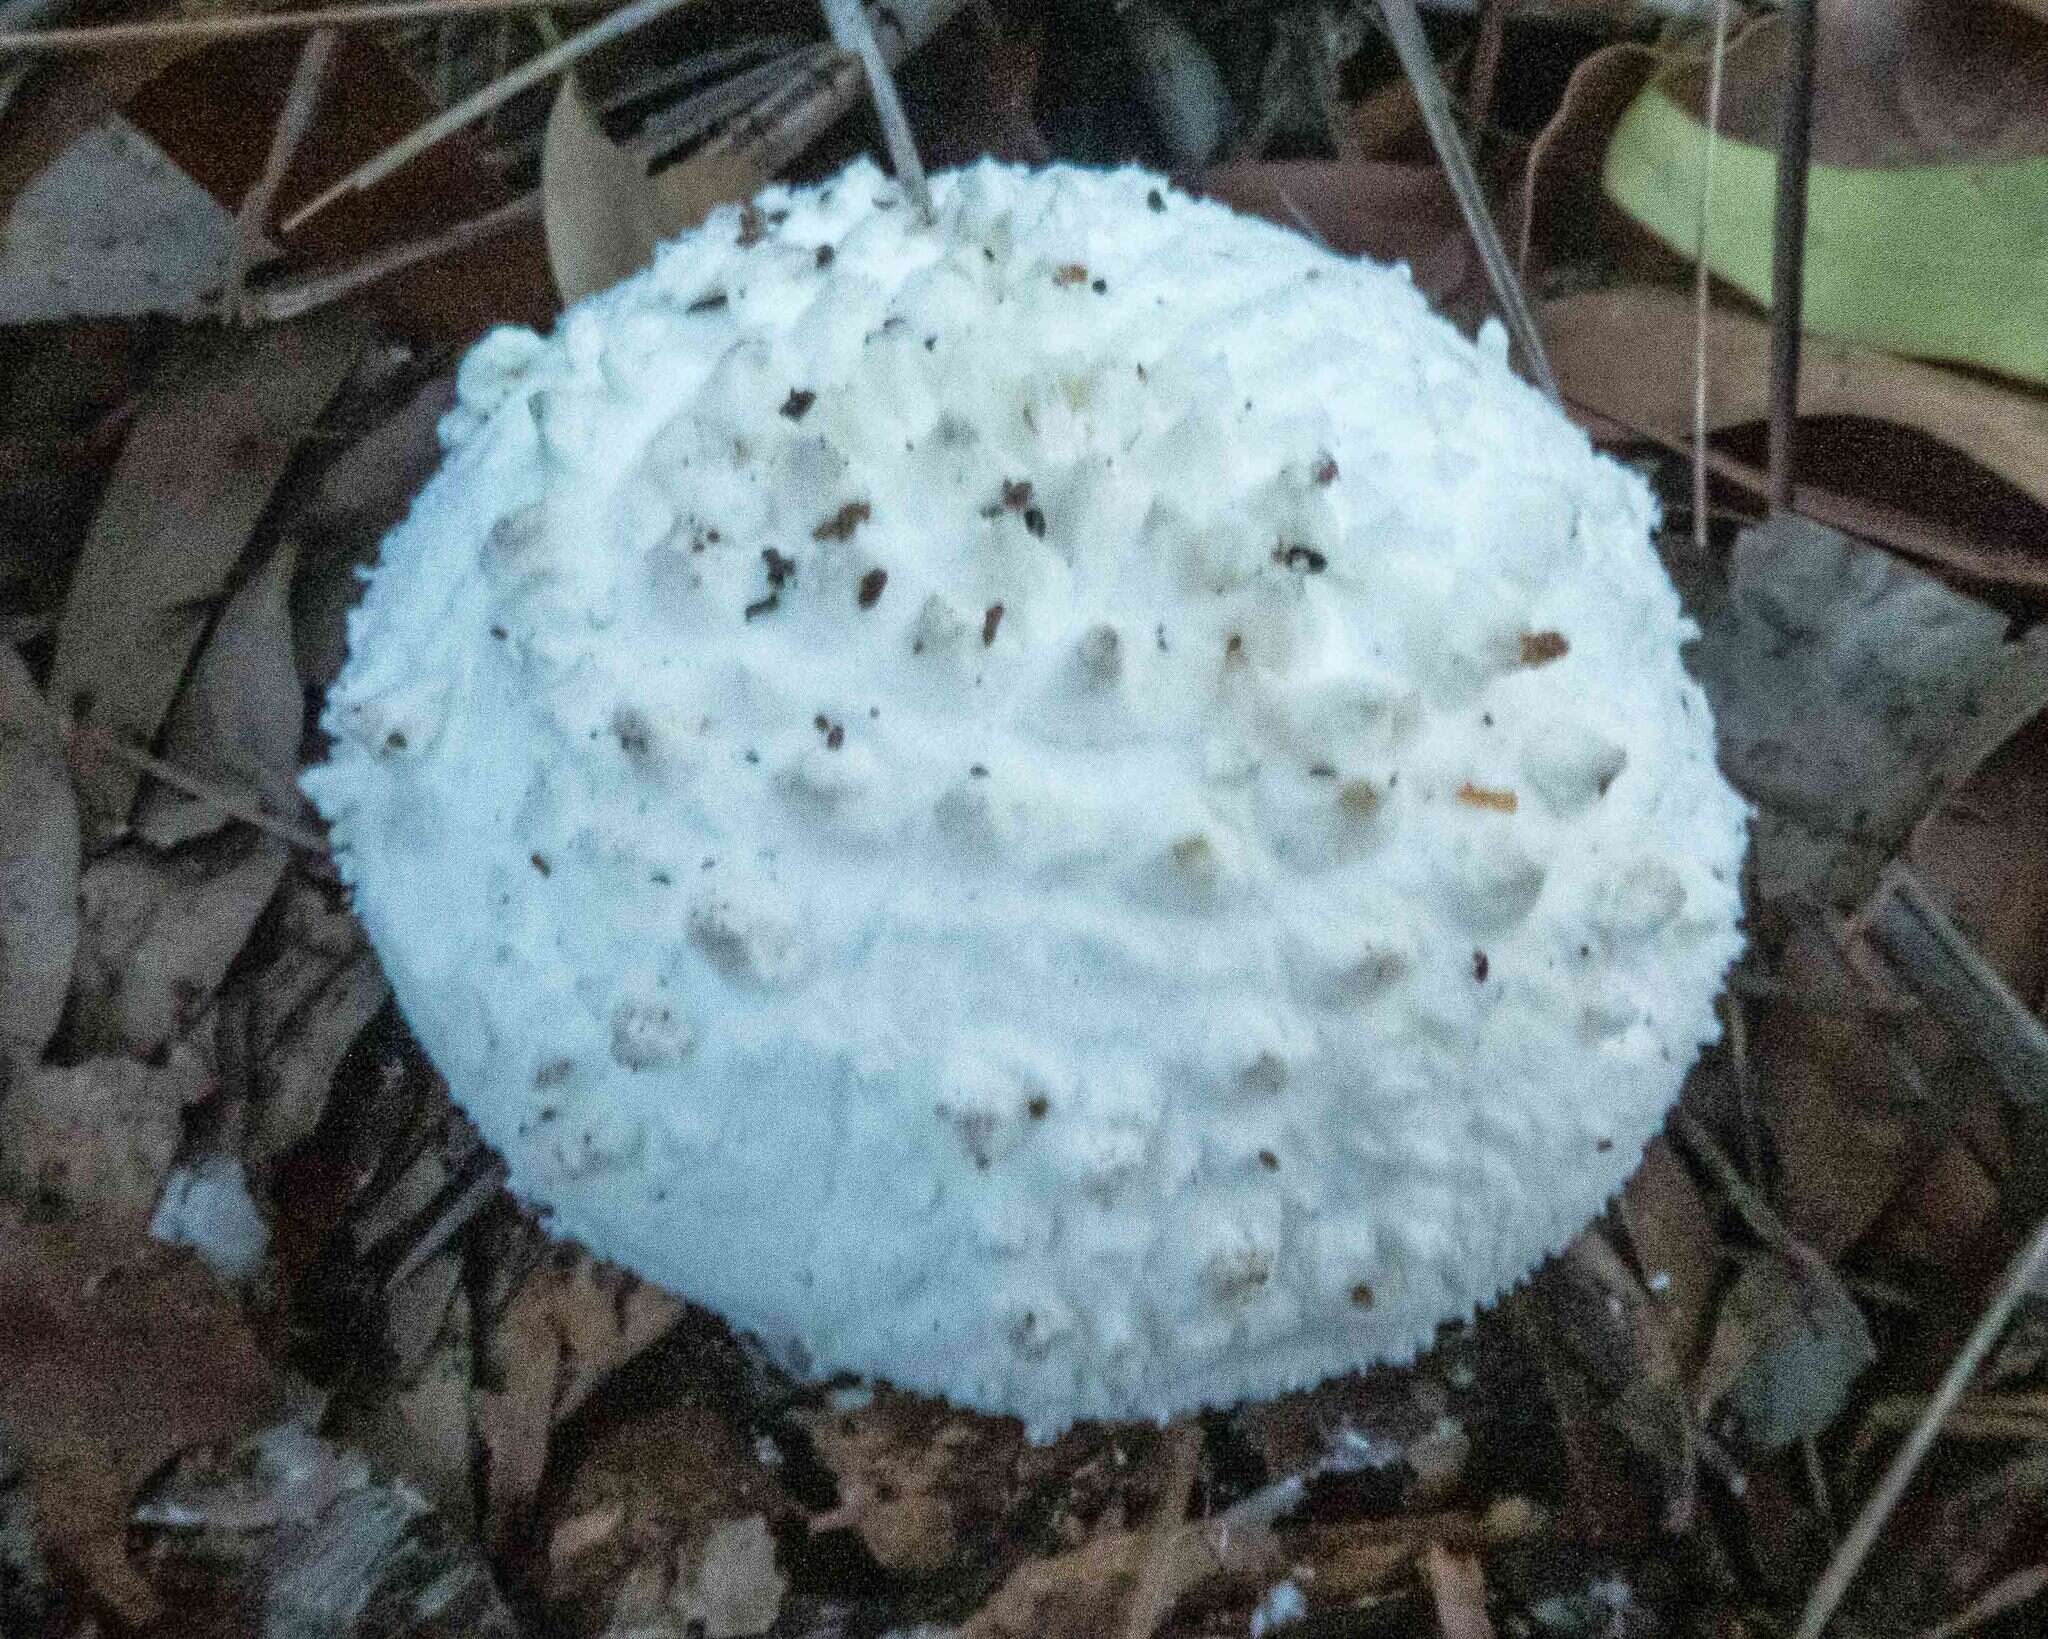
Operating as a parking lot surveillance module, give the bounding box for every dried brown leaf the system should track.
[1908,712,2048,1011]
[248,944,390,1175]
[0,646,80,1067]
[71,836,289,1058]
[329,1273,475,1526]
[541,72,766,306]
[0,1045,209,1235]
[0,1206,281,1622]
[795,1390,1018,1572]
[473,1246,683,1542]
[1661,3,2048,166]
[1424,1541,1497,1639]
[1617,1135,1724,1385]
[137,540,308,848]
[1195,159,1477,324]
[542,1388,794,1635]
[1754,975,1916,1258]
[291,374,455,695]
[50,313,367,830]
[1543,286,2048,514]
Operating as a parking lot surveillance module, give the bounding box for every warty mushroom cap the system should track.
[305,157,1750,1440]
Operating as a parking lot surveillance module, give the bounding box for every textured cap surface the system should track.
[306,158,1749,1438]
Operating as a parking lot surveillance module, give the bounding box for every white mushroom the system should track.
[306,158,1750,1440]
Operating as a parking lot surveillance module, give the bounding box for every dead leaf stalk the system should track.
[247,192,542,324]
[224,27,336,323]
[1795,1212,2048,1639]
[68,722,330,854]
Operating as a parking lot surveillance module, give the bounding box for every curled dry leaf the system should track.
[50,313,368,831]
[542,72,767,306]
[0,645,80,1068]
[1698,1247,1876,1450]
[1542,286,2048,514]
[0,1206,281,1623]
[0,1045,210,1237]
[70,836,290,1058]
[1514,41,1664,276]
[137,540,310,849]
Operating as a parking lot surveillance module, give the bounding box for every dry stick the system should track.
[1915,1564,2048,1639]
[280,0,709,233]
[71,724,331,853]
[0,0,608,52]
[247,191,540,323]
[224,28,337,321]
[1795,1215,2048,1639]
[1376,0,1559,404]
[1672,1104,1794,1255]
[1766,0,1819,513]
[1691,0,1730,555]
[1791,869,2048,1636]
[818,0,931,221]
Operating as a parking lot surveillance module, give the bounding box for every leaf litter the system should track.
[5,7,2048,1639]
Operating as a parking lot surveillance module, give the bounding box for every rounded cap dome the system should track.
[306,158,1749,1439]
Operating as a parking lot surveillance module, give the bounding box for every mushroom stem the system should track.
[818,0,934,222]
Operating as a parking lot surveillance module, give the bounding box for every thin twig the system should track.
[1375,0,1558,403]
[1691,0,1730,554]
[0,0,607,52]
[1672,1105,1795,1254]
[1766,0,1818,512]
[70,724,331,854]
[279,0,708,233]
[246,191,541,324]
[819,0,931,220]
[224,28,336,323]
[1914,1564,2048,1639]
[1853,866,2048,1110]
[1795,1214,2048,1639]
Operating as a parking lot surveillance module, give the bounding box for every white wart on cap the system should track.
[306,158,1749,1440]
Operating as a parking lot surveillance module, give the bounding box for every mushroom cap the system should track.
[306,158,1749,1439]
